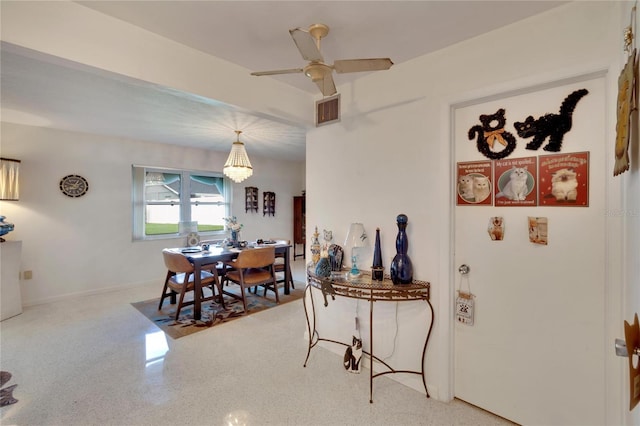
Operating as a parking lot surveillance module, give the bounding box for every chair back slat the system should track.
[234,247,275,268]
[162,249,195,274]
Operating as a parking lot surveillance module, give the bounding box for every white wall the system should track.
[0,122,304,305]
[307,1,627,421]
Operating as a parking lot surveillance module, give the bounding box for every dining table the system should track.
[166,242,293,320]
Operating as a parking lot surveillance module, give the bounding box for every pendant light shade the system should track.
[223,130,253,183]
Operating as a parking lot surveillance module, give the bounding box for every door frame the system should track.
[436,65,624,423]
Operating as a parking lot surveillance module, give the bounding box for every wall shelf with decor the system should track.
[263,191,275,216]
[245,186,258,213]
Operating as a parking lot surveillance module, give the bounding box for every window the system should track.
[132,166,230,240]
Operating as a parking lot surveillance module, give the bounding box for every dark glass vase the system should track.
[371,228,384,281]
[390,214,413,285]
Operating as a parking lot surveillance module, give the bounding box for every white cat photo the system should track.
[472,175,491,202]
[497,166,529,201]
[550,168,578,201]
[458,175,475,201]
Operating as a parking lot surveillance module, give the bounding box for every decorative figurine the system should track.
[328,244,344,271]
[0,216,15,242]
[315,249,331,278]
[349,254,361,277]
[371,227,384,281]
[322,229,333,253]
[310,226,321,266]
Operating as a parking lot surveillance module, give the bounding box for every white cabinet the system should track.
[1,240,22,321]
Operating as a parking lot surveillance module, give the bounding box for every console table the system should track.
[303,269,433,403]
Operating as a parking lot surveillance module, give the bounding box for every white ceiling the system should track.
[0,1,567,162]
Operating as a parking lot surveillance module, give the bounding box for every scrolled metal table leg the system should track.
[369,296,374,403]
[303,284,317,367]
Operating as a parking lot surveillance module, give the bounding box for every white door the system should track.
[453,76,607,425]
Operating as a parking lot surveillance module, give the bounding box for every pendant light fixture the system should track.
[223,130,253,183]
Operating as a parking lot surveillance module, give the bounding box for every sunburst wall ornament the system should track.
[223,130,253,183]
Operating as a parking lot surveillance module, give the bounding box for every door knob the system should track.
[616,338,640,357]
[458,264,470,275]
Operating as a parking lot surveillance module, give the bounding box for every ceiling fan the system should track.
[250,23,393,97]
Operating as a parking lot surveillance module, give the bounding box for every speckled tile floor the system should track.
[1,259,513,426]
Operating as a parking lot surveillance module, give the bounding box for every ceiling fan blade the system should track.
[333,58,394,74]
[250,68,304,76]
[289,28,324,62]
[315,73,337,97]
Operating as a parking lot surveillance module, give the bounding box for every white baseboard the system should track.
[21,279,158,308]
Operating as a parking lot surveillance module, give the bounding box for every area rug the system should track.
[132,284,304,339]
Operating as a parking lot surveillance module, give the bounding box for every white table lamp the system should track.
[344,223,367,276]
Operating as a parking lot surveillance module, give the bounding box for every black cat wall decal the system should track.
[514,89,589,152]
[468,108,518,160]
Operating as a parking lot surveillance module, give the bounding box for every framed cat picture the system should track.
[456,160,493,206]
[538,151,589,207]
[493,156,538,207]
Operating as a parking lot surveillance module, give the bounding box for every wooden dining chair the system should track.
[271,238,294,290]
[159,249,224,320]
[222,246,278,314]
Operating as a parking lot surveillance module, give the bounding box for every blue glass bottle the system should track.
[390,214,413,284]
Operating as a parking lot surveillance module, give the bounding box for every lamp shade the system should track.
[344,223,367,272]
[344,223,367,248]
[0,158,20,201]
[223,131,253,183]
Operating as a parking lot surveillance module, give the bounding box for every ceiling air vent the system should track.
[316,94,340,127]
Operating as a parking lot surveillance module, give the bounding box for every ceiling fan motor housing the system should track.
[304,63,331,81]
